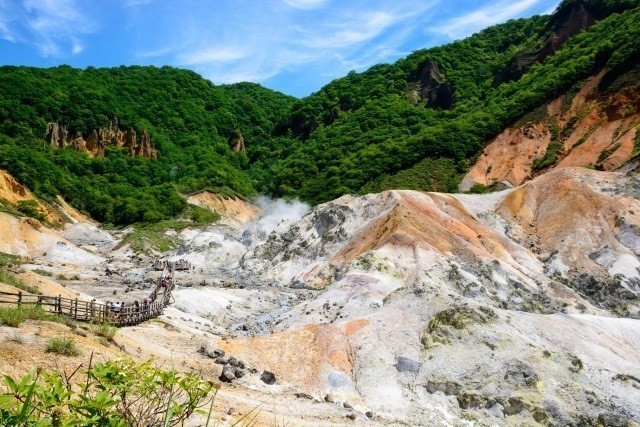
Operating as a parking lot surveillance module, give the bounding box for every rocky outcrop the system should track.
[46,118,157,158]
[494,1,601,86]
[186,192,260,227]
[0,170,31,204]
[408,60,455,110]
[462,66,640,191]
[227,129,246,153]
[177,166,640,425]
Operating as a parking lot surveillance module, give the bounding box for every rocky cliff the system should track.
[46,118,157,158]
[227,129,246,154]
[493,0,602,86]
[407,60,455,110]
[461,63,640,191]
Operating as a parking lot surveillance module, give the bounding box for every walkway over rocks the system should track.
[0,269,175,327]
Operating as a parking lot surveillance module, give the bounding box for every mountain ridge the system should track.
[0,0,639,224]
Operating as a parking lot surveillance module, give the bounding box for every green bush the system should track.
[532,142,563,172]
[0,269,38,294]
[90,322,117,341]
[598,142,621,163]
[46,337,82,356]
[0,304,63,327]
[0,305,27,327]
[0,358,215,426]
[15,200,47,223]
[468,183,498,194]
[31,268,52,276]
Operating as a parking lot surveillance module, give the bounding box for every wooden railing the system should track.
[0,284,174,327]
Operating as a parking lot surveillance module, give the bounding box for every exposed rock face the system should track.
[0,170,31,204]
[461,66,640,191]
[494,1,600,86]
[180,166,640,425]
[290,115,319,140]
[228,129,246,153]
[46,119,157,158]
[408,60,455,110]
[186,191,260,228]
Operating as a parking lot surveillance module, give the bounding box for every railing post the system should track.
[37,293,43,306]
[57,295,62,314]
[17,291,22,307]
[74,298,78,319]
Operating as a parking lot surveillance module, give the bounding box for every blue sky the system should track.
[0,0,560,97]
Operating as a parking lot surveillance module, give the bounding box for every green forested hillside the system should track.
[0,0,638,224]
[258,0,640,202]
[0,66,294,223]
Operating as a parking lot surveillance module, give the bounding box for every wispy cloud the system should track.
[0,0,561,96]
[126,0,153,6]
[0,0,20,42]
[283,0,328,10]
[301,11,396,49]
[0,21,16,42]
[432,0,544,40]
[127,0,439,88]
[0,0,96,57]
[178,47,249,65]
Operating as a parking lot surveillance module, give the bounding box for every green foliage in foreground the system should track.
[0,358,214,427]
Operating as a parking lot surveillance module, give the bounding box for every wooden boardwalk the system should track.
[0,273,175,327]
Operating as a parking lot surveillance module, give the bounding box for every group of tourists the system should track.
[153,259,191,271]
[105,272,174,324]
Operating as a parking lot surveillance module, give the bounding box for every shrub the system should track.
[15,200,47,223]
[32,268,52,276]
[0,304,62,327]
[0,305,27,327]
[532,142,563,172]
[46,337,81,356]
[468,183,497,194]
[90,322,117,341]
[597,142,621,163]
[0,358,216,426]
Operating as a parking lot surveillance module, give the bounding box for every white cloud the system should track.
[71,40,83,54]
[126,0,153,6]
[283,0,328,10]
[0,21,15,42]
[0,0,20,42]
[432,0,544,40]
[178,47,248,65]
[0,0,96,57]
[149,0,437,89]
[302,11,395,49]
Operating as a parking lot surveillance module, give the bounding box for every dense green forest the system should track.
[0,67,295,223]
[0,0,639,224]
[259,0,640,202]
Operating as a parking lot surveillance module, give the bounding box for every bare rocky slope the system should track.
[2,164,640,426]
[461,63,640,192]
